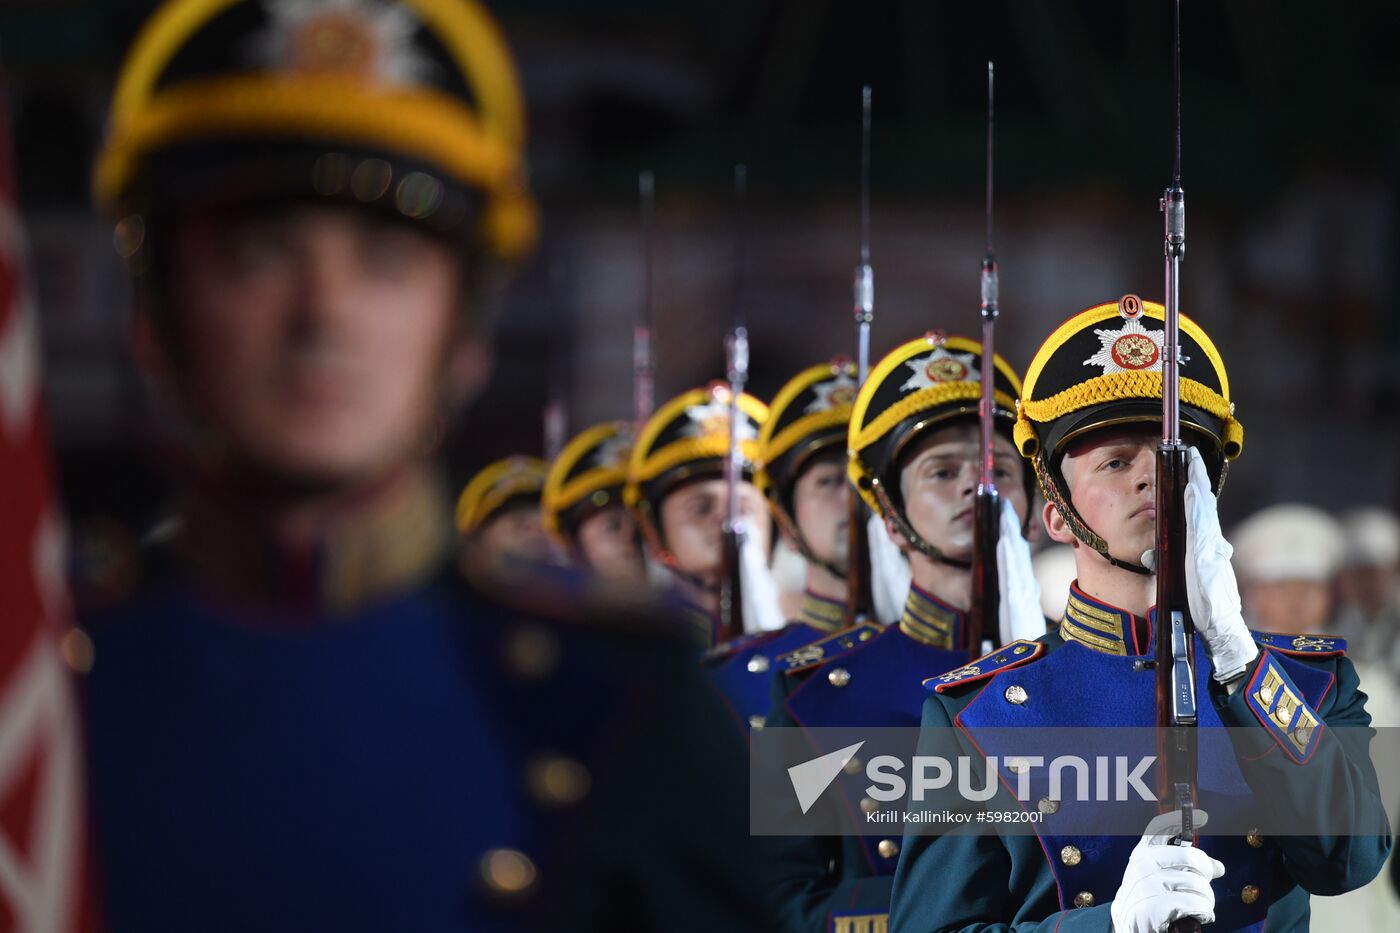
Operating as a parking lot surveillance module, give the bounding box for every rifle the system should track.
[718,165,749,640]
[1153,5,1200,931]
[844,85,876,627]
[967,62,1001,656]
[635,170,656,430]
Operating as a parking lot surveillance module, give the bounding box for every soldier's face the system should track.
[169,205,463,489]
[657,477,771,580]
[474,503,559,566]
[893,422,1028,560]
[792,451,850,571]
[575,505,645,583]
[1049,427,1159,566]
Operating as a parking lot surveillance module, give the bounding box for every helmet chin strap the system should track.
[1034,452,1152,576]
[869,479,972,571]
[771,505,847,582]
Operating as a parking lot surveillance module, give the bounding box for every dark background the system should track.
[4,0,1398,537]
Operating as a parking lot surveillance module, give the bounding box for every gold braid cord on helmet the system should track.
[1016,299,1244,568]
[95,0,537,257]
[847,334,1024,569]
[757,359,858,579]
[624,384,768,568]
[541,421,633,547]
[456,456,546,535]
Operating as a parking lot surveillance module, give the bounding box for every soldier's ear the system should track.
[883,514,910,552]
[1042,500,1075,547]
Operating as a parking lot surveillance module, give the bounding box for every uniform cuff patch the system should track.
[830,912,888,933]
[1245,651,1323,763]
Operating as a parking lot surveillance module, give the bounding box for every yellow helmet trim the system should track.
[757,361,854,482]
[624,387,769,509]
[1014,300,1242,460]
[541,422,631,537]
[456,457,546,534]
[96,0,535,255]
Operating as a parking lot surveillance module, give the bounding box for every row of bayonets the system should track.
[628,2,1196,911]
[568,1,1192,902]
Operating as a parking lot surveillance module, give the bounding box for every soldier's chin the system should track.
[231,433,405,498]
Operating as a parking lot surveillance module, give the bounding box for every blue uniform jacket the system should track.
[890,585,1392,933]
[81,558,778,933]
[764,586,972,933]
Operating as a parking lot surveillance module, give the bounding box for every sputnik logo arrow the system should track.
[788,741,865,814]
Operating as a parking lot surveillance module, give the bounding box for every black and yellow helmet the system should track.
[624,382,768,559]
[455,455,546,535]
[848,333,1024,566]
[757,358,858,516]
[756,359,857,574]
[541,421,634,547]
[1015,298,1243,564]
[95,0,536,257]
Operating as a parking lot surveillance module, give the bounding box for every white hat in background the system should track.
[1231,504,1346,583]
[1338,507,1400,569]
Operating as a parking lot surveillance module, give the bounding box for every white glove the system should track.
[1111,809,1223,933]
[997,498,1046,645]
[1182,447,1257,682]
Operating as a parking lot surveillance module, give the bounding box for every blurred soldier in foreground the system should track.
[456,455,558,568]
[892,301,1389,931]
[762,335,1040,932]
[541,421,645,583]
[702,359,859,735]
[81,1,773,930]
[625,382,783,644]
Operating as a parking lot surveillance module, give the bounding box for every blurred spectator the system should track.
[1231,504,1346,635]
[1335,507,1400,673]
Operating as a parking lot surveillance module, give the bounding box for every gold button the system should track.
[525,754,591,807]
[503,627,561,680]
[859,629,874,641]
[843,756,864,775]
[1038,797,1060,815]
[1073,891,1094,909]
[480,848,537,896]
[749,715,766,730]
[1246,831,1264,848]
[877,839,899,859]
[747,654,770,673]
[860,797,879,814]
[59,628,95,674]
[828,667,852,688]
[1260,683,1275,704]
[1014,645,1029,655]
[1242,885,1260,905]
[1060,845,1082,867]
[1004,685,1028,705]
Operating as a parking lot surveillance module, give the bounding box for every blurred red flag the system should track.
[0,82,100,932]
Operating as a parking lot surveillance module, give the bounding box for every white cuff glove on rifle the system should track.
[1111,809,1223,933]
[1141,447,1257,684]
[996,498,1045,645]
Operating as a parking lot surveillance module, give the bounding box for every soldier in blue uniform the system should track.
[762,334,1043,932]
[541,421,645,583]
[625,382,781,647]
[891,300,1391,931]
[704,359,861,735]
[80,2,776,930]
[457,455,558,568]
